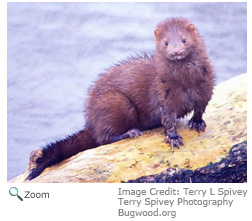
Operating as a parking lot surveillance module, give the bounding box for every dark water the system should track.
[7,2,247,180]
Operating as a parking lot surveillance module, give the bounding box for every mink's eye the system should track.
[165,41,168,46]
[182,39,186,43]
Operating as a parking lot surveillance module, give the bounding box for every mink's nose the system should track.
[171,48,181,56]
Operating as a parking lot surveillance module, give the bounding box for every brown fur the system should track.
[27,18,214,180]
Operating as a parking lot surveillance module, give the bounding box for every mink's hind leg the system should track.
[87,91,143,146]
[111,128,143,142]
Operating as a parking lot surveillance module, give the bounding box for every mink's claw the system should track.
[126,128,143,138]
[188,118,206,132]
[165,130,184,150]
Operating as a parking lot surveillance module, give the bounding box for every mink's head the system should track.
[154,18,199,61]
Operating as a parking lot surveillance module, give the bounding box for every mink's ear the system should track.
[154,29,159,38]
[187,24,196,32]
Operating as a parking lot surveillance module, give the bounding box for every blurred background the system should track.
[7,2,247,180]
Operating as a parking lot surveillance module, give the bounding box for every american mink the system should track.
[27,18,215,180]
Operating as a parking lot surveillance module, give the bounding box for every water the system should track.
[7,2,247,180]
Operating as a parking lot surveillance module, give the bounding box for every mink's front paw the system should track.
[165,130,184,150]
[188,118,206,132]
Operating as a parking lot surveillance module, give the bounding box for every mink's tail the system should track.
[26,128,97,180]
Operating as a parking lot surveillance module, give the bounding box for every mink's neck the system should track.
[154,52,187,76]
[154,51,199,85]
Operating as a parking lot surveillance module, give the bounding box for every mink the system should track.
[27,18,215,180]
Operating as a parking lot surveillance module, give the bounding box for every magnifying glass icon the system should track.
[9,187,23,201]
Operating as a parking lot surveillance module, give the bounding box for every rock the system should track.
[10,73,247,183]
[128,141,247,183]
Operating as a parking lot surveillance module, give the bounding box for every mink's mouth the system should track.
[173,55,183,60]
[169,55,185,61]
